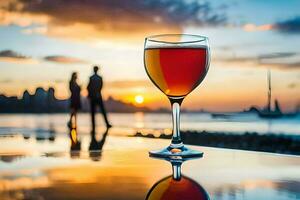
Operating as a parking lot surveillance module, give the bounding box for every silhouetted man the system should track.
[87,66,111,132]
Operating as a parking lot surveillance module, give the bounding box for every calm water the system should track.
[0,113,299,136]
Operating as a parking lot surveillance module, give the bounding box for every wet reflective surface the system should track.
[0,129,300,200]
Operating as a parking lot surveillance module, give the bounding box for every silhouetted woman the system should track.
[69,72,81,129]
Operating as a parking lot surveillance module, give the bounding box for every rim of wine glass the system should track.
[146,34,208,44]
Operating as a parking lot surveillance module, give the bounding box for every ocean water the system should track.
[0,112,299,136]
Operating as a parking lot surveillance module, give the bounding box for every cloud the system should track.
[243,16,300,34]
[243,23,273,32]
[44,56,87,64]
[258,52,297,60]
[273,17,300,34]
[0,50,27,59]
[107,80,152,89]
[287,83,298,89]
[262,62,300,69]
[54,79,65,84]
[0,49,35,63]
[0,50,85,64]
[217,52,300,70]
[0,79,13,83]
[22,26,48,35]
[0,0,226,41]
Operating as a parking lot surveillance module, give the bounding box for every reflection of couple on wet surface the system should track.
[69,65,112,131]
[69,127,109,161]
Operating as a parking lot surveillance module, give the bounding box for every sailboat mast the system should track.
[267,69,271,112]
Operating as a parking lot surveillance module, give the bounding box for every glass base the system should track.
[149,146,203,158]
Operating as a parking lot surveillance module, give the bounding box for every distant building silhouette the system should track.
[0,87,151,113]
[0,87,68,113]
[22,90,30,105]
[47,87,56,112]
[34,87,47,111]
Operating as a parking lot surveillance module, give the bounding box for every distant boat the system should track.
[258,70,283,119]
[211,113,233,119]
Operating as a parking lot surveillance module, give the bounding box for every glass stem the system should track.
[172,161,182,181]
[170,98,184,149]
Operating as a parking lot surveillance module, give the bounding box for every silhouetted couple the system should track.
[69,66,111,132]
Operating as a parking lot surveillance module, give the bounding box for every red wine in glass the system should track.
[144,34,210,158]
[145,47,208,97]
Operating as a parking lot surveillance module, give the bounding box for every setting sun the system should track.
[135,95,144,104]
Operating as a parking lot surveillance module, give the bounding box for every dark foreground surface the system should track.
[135,131,300,155]
[1,130,300,200]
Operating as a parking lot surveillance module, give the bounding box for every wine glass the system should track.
[144,34,210,158]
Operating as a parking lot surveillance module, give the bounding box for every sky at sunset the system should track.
[0,0,300,112]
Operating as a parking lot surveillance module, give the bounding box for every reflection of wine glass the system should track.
[146,150,209,199]
[146,156,210,200]
[146,175,210,200]
[144,34,210,158]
